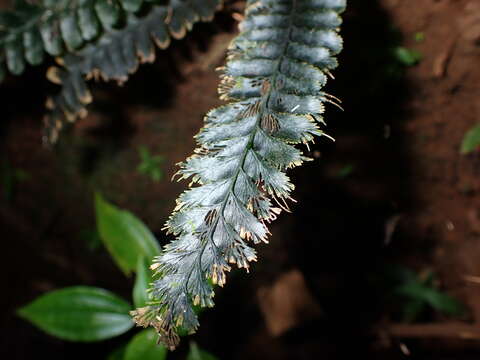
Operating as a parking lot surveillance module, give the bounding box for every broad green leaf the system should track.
[17,286,134,342]
[133,256,152,308]
[460,124,480,154]
[124,329,167,360]
[95,192,160,275]
[187,342,218,360]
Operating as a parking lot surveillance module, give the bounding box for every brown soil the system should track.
[2,0,480,359]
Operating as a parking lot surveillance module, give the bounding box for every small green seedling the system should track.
[393,267,465,322]
[137,146,164,182]
[18,193,216,360]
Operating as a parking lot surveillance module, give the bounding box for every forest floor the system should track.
[2,0,480,359]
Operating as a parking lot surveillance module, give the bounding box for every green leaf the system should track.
[396,282,465,317]
[133,256,152,308]
[95,192,161,275]
[394,46,422,66]
[124,329,167,360]
[187,342,218,360]
[460,124,480,154]
[17,286,134,342]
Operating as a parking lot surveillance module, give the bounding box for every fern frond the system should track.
[43,0,223,144]
[0,0,143,80]
[0,0,222,143]
[131,0,346,350]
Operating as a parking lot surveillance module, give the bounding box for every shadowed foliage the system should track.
[0,0,223,143]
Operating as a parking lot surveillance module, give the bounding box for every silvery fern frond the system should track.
[131,0,346,350]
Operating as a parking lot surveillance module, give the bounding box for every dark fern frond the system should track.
[0,0,145,80]
[0,0,222,143]
[43,0,223,144]
[131,0,346,350]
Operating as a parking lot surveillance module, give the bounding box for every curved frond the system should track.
[131,0,346,350]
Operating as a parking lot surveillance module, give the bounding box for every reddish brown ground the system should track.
[387,0,480,342]
[2,0,480,359]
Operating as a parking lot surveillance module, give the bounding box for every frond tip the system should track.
[132,0,346,349]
